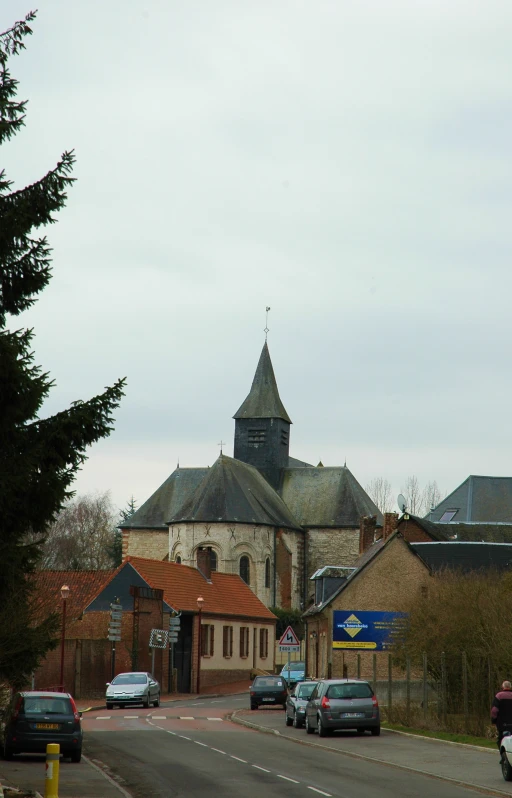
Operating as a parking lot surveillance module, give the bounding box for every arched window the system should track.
[240,555,250,585]
[175,555,182,564]
[265,557,271,588]
[207,547,217,572]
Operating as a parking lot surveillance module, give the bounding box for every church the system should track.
[121,341,382,610]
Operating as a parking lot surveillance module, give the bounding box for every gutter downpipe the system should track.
[303,530,308,675]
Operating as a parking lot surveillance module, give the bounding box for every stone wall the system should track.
[123,527,168,561]
[306,527,360,586]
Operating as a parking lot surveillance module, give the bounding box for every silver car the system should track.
[305,679,380,736]
[285,680,318,728]
[106,672,160,709]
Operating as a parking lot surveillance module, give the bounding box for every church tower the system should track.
[233,343,291,490]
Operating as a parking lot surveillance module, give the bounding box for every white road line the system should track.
[195,741,208,747]
[277,775,299,784]
[307,788,332,797]
[211,748,226,754]
[166,731,176,735]
[195,702,204,705]
[124,716,138,719]
[179,735,191,740]
[234,698,242,701]
[151,716,166,719]
[207,717,223,721]
[252,765,271,773]
[179,716,194,720]
[211,700,221,703]
[96,716,111,720]
[231,756,247,763]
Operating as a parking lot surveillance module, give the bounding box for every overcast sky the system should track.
[4,0,512,513]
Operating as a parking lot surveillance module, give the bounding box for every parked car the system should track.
[285,680,318,728]
[305,679,380,737]
[280,661,306,687]
[250,675,288,710]
[500,732,512,780]
[106,672,160,709]
[1,691,83,762]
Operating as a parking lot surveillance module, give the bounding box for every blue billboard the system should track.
[332,610,407,651]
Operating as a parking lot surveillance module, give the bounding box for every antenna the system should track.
[397,494,407,513]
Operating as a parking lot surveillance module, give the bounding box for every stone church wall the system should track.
[122,528,168,561]
[306,527,360,587]
[169,522,303,610]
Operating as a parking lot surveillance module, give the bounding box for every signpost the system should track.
[278,625,300,685]
[149,629,169,678]
[168,614,181,692]
[108,601,122,681]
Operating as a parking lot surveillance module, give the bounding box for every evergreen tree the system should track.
[0,13,126,689]
[108,496,137,566]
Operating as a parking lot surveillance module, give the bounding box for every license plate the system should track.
[262,697,275,702]
[341,713,364,718]
[36,723,59,729]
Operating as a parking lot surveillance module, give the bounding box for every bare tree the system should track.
[401,475,424,515]
[422,480,443,516]
[38,492,117,569]
[366,477,393,513]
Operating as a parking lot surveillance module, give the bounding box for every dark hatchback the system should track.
[1,691,83,762]
[250,676,288,710]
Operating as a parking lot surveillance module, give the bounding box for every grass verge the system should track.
[382,721,497,749]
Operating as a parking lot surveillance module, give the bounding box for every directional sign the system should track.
[168,633,178,643]
[169,617,181,627]
[278,625,300,652]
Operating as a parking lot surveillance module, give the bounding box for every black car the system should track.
[249,675,288,710]
[1,691,83,762]
[285,680,318,728]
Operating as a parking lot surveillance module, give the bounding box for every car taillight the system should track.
[321,696,330,709]
[372,696,379,707]
[69,695,80,722]
[250,690,255,696]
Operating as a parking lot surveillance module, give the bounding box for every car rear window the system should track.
[22,697,71,714]
[254,677,283,687]
[297,683,317,699]
[326,683,373,699]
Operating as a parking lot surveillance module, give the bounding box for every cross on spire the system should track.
[218,440,226,455]
[264,306,271,340]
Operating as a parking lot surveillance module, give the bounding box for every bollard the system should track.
[44,743,60,798]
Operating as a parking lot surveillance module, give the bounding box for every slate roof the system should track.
[436,523,512,542]
[127,556,276,620]
[121,467,209,529]
[411,542,512,572]
[429,475,512,523]
[168,454,302,530]
[33,569,117,621]
[280,466,383,528]
[233,342,292,423]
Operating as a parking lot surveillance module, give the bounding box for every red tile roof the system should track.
[33,569,118,621]
[125,556,276,621]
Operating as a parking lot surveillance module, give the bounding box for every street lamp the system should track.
[59,584,70,691]
[196,595,204,694]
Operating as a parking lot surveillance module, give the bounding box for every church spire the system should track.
[233,342,291,423]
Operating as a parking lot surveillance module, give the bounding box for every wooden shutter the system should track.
[223,626,228,657]
[239,627,244,657]
[210,625,214,656]
[230,626,233,657]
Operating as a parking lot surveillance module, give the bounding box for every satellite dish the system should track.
[397,494,407,513]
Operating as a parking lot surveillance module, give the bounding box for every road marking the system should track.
[307,789,332,797]
[252,765,271,773]
[231,756,247,763]
[179,716,194,720]
[124,716,138,719]
[278,775,299,783]
[195,702,204,705]
[151,716,166,719]
[195,741,208,747]
[179,735,191,740]
[96,716,111,719]
[211,699,221,703]
[206,717,223,721]
[211,748,226,754]
[166,731,176,735]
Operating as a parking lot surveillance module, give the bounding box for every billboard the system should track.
[332,610,407,651]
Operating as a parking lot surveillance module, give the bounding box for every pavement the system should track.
[2,680,511,797]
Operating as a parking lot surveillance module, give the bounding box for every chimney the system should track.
[359,515,377,555]
[383,512,399,539]
[196,547,211,581]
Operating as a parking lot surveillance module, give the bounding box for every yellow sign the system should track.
[333,641,377,649]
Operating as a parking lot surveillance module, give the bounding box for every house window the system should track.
[175,555,182,564]
[259,628,268,658]
[239,626,249,658]
[265,557,270,589]
[439,509,458,523]
[248,428,266,446]
[240,555,250,585]
[201,624,214,656]
[207,547,217,571]
[223,626,233,658]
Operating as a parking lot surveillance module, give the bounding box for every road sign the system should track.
[278,625,300,652]
[168,633,178,643]
[169,617,181,628]
[150,629,169,649]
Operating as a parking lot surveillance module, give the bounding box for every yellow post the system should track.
[44,743,60,798]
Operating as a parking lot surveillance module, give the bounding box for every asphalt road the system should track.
[77,695,504,798]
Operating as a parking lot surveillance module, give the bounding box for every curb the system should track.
[382,725,496,753]
[230,710,512,798]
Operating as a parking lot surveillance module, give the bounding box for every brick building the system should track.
[33,552,275,697]
[121,341,382,610]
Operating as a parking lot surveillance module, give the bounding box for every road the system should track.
[77,694,507,798]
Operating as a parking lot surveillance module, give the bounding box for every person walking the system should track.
[491,680,512,750]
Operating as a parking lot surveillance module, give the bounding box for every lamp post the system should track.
[196,595,204,694]
[59,584,70,691]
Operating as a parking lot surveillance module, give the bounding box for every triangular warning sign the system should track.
[279,625,300,646]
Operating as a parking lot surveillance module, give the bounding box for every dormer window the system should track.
[439,509,458,523]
